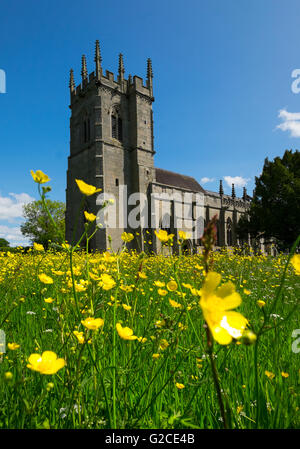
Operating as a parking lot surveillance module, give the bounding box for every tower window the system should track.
[115,178,119,186]
[118,117,123,142]
[111,113,123,142]
[112,115,117,139]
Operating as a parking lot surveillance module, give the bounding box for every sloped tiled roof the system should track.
[155,168,206,193]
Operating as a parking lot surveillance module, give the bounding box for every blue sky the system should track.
[1,0,300,246]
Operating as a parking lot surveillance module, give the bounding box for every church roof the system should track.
[155,168,206,193]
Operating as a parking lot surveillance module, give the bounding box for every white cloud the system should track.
[0,225,30,246]
[201,177,215,184]
[277,108,300,137]
[0,192,35,247]
[224,176,250,188]
[0,192,35,222]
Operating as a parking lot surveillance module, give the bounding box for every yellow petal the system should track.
[28,353,42,366]
[291,255,300,275]
[216,281,235,298]
[211,325,233,345]
[221,312,248,339]
[202,272,221,296]
[41,351,58,363]
[31,170,50,184]
[220,291,242,310]
[54,358,66,372]
[75,179,101,196]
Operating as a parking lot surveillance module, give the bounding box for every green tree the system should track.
[237,149,300,251]
[21,200,65,249]
[0,238,10,247]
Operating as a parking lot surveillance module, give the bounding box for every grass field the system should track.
[0,244,299,429]
[0,172,299,430]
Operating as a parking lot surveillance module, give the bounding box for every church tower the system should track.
[66,41,156,251]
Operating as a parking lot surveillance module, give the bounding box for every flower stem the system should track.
[205,325,228,429]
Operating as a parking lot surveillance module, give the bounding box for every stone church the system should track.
[66,41,251,253]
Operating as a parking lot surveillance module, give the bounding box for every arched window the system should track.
[112,115,117,138]
[160,213,171,232]
[226,217,232,247]
[111,107,123,142]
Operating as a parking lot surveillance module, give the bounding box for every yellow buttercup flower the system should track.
[7,343,20,350]
[84,211,97,222]
[122,304,132,311]
[176,383,185,389]
[75,179,102,196]
[154,229,174,243]
[120,285,134,293]
[121,232,134,243]
[169,298,182,309]
[159,339,169,350]
[81,317,104,330]
[178,231,190,241]
[73,330,85,344]
[199,272,248,345]
[167,280,178,291]
[38,273,54,284]
[89,272,100,281]
[33,242,44,251]
[152,353,160,360]
[102,252,116,263]
[154,281,165,288]
[195,264,204,270]
[137,337,147,343]
[99,273,116,290]
[155,319,166,328]
[281,372,289,378]
[116,323,137,340]
[265,370,275,380]
[44,297,55,303]
[74,282,87,292]
[291,255,300,275]
[257,300,266,308]
[158,288,168,296]
[52,270,65,276]
[27,351,66,375]
[30,170,50,184]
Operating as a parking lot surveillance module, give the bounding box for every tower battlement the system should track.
[69,41,154,102]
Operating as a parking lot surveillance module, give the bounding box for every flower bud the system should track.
[4,371,13,381]
[42,186,52,195]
